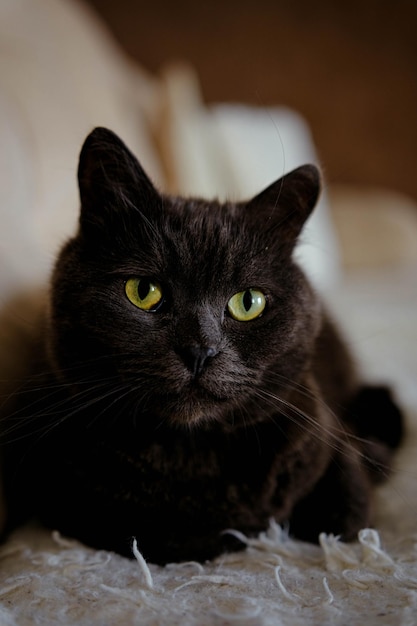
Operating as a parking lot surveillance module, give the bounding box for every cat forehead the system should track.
[121,198,271,286]
[165,196,241,229]
[160,198,261,259]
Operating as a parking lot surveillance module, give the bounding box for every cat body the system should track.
[0,128,403,564]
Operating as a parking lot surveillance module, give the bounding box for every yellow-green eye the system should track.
[227,289,266,321]
[125,278,163,311]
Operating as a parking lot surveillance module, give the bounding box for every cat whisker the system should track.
[1,377,133,444]
[254,387,398,483]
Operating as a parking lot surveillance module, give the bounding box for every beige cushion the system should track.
[0,0,163,298]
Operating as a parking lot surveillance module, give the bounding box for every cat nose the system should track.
[177,345,217,378]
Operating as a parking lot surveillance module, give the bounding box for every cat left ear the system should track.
[77,127,159,232]
[247,164,321,241]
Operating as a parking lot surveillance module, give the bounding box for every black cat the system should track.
[0,128,403,564]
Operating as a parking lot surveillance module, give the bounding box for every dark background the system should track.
[86,0,417,202]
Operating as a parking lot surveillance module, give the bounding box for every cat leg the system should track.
[288,445,372,543]
[345,385,404,482]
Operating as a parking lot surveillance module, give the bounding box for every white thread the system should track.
[51,530,79,549]
[358,529,395,570]
[166,561,205,575]
[174,574,232,594]
[132,538,154,589]
[322,577,334,605]
[342,569,370,590]
[62,553,112,575]
[274,566,300,603]
[319,533,359,572]
[221,529,249,544]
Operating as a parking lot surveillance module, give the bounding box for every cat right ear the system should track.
[246,164,321,244]
[77,127,159,232]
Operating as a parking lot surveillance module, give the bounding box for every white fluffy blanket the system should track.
[1,1,416,624]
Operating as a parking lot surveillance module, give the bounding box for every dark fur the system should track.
[0,128,403,564]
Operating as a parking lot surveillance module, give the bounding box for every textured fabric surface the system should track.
[0,265,416,626]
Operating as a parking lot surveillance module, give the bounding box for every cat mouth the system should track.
[156,386,231,427]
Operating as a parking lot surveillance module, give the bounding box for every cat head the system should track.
[48,127,322,429]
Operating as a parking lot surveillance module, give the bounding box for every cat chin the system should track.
[168,406,223,429]
[158,395,229,429]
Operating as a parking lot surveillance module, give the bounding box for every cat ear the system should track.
[246,164,321,242]
[77,127,159,232]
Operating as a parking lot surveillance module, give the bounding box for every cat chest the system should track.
[85,429,307,515]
